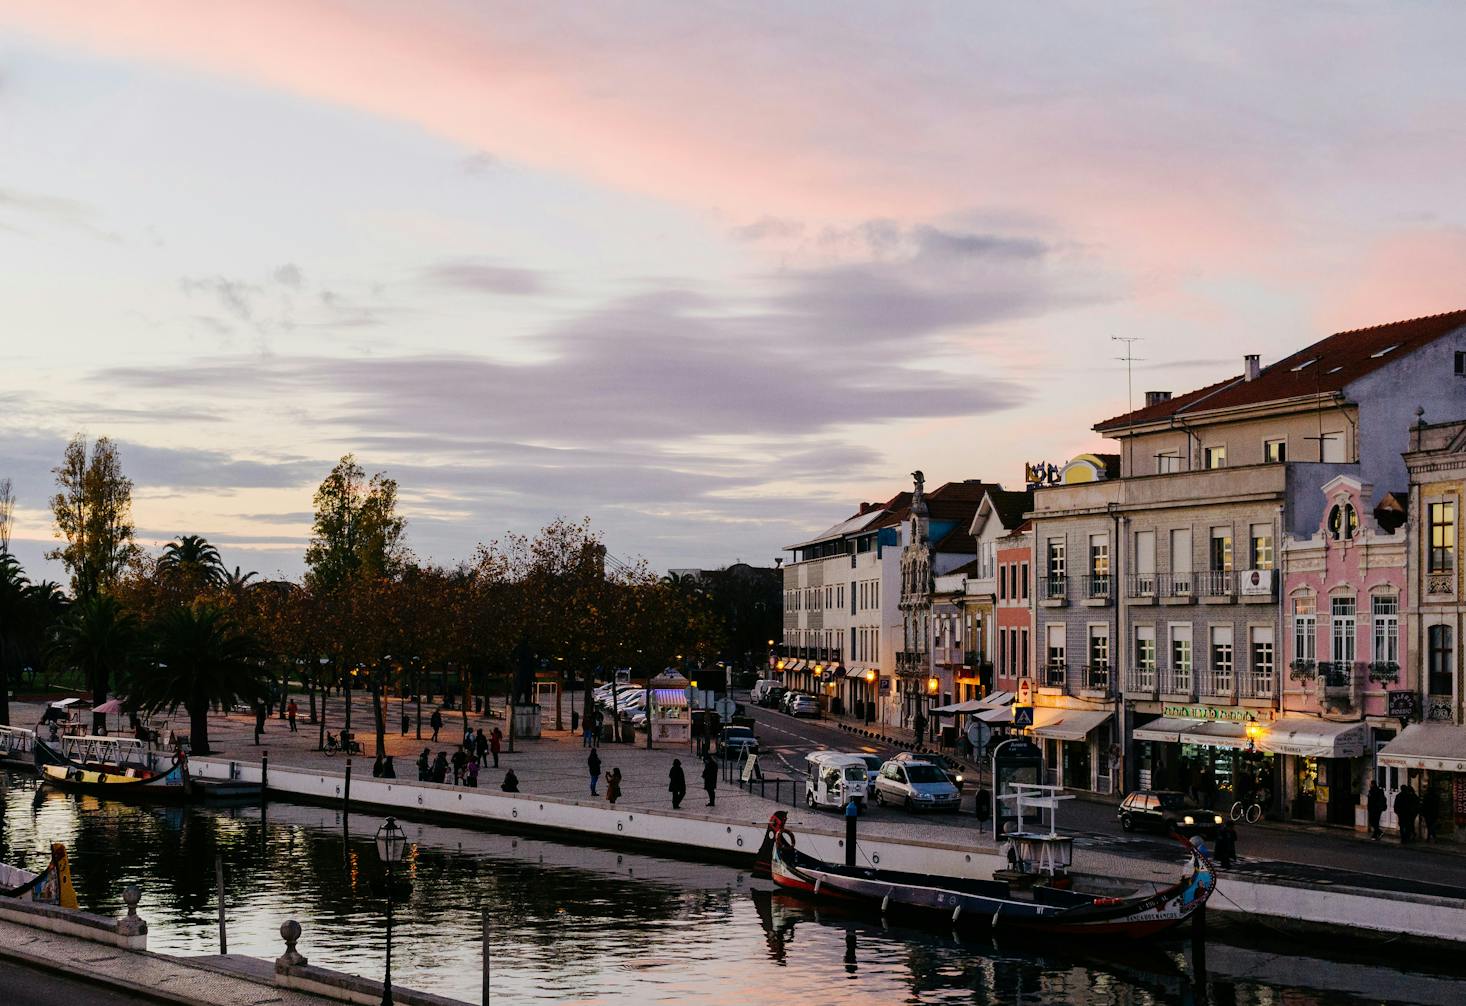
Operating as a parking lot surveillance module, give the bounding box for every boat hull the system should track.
[33,738,193,803]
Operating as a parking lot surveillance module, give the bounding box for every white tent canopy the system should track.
[1259,717,1367,759]
[1377,723,1466,772]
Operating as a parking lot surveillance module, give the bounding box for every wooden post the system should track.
[215,855,227,954]
[342,757,352,847]
[845,799,858,867]
[260,751,269,796]
[481,908,491,1005]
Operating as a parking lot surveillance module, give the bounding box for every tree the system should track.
[0,551,29,726]
[133,603,264,756]
[158,535,225,591]
[49,435,139,601]
[303,455,407,592]
[51,594,139,731]
[0,478,14,554]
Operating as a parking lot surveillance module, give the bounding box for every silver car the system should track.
[872,760,961,812]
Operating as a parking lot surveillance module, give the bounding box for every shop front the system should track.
[1377,723,1466,843]
[1131,713,1277,813]
[1256,717,1369,825]
[1031,707,1114,793]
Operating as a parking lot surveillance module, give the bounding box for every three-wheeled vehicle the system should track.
[804,751,870,810]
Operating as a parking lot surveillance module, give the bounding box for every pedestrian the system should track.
[467,757,479,788]
[431,751,449,784]
[1214,820,1237,868]
[669,758,686,809]
[382,755,396,779]
[475,727,489,764]
[702,754,718,807]
[254,702,267,743]
[430,708,443,743]
[592,709,603,748]
[582,710,594,747]
[372,755,385,778]
[1394,783,1419,844]
[571,709,580,736]
[588,748,602,796]
[417,748,430,782]
[912,710,926,746]
[287,699,298,733]
[1422,783,1441,842]
[490,727,503,768]
[1367,780,1387,841]
[401,711,409,735]
[502,768,520,793]
[464,724,474,751]
[606,767,622,805]
[451,747,468,785]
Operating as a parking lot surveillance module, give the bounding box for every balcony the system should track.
[1038,575,1068,606]
[1317,660,1356,712]
[1157,573,1194,602]
[1080,663,1111,695]
[1199,570,1234,602]
[895,650,926,676]
[932,645,964,666]
[1240,670,1275,700]
[1080,574,1112,605]
[1126,665,1157,696]
[1201,667,1235,698]
[1127,573,1157,599]
[1160,666,1193,698]
[1042,661,1068,689]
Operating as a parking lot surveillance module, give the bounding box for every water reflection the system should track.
[4,770,1465,1005]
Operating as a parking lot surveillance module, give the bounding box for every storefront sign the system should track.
[1388,690,1419,722]
[1238,569,1273,596]
[1162,704,1257,722]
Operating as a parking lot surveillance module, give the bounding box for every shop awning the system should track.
[975,705,1014,724]
[983,690,1017,707]
[845,666,872,680]
[651,689,689,707]
[931,699,986,714]
[1377,723,1466,773]
[1176,721,1249,749]
[1259,717,1368,759]
[1132,717,1199,744]
[1032,708,1112,741]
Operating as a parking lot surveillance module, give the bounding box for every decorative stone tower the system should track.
[899,471,934,721]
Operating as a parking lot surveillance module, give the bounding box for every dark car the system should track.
[759,686,787,709]
[1118,789,1224,838]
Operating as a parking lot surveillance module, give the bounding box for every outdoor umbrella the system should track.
[93,698,125,735]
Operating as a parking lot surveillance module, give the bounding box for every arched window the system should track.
[1327,503,1358,540]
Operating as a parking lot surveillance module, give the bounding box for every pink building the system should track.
[1281,474,1408,828]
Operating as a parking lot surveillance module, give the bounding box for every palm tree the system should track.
[158,535,226,589]
[0,552,29,725]
[134,603,263,755]
[222,565,258,600]
[51,594,139,731]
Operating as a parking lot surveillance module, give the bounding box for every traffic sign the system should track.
[715,697,737,721]
[1013,705,1034,728]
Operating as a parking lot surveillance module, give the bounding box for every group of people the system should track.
[1368,779,1442,843]
[584,750,721,809]
[410,721,516,792]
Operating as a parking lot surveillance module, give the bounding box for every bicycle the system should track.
[1230,799,1263,824]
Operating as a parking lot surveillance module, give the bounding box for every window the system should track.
[1293,596,1316,665]
[1135,626,1156,671]
[1372,595,1398,666]
[1327,503,1358,541]
[1135,530,1156,575]
[1170,528,1193,573]
[1264,439,1286,464]
[1020,628,1030,678]
[1330,596,1356,665]
[1204,445,1227,469]
[1047,538,1066,578]
[1428,625,1454,696]
[1321,431,1345,464]
[1020,562,1030,600]
[1047,624,1066,671]
[1089,534,1110,576]
[1089,625,1109,670]
[1250,524,1274,570]
[1429,501,1456,572]
[1156,452,1182,474]
[998,627,1008,676]
[1249,627,1275,697]
[1209,528,1233,571]
[1210,625,1234,692]
[1170,625,1193,673]
[998,564,1008,601]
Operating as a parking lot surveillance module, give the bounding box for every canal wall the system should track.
[192,757,1007,880]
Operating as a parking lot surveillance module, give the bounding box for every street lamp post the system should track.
[375,817,407,1006]
[865,669,876,725]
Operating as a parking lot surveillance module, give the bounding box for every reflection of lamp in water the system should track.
[375,817,407,1006]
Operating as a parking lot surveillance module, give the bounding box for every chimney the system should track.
[1244,354,1260,381]
[1144,391,1172,407]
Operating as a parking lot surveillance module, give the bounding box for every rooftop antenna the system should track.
[1112,336,1144,475]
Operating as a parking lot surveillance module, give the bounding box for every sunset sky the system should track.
[4,2,1466,582]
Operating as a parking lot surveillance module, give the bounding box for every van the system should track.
[804,751,870,811]
[749,679,779,704]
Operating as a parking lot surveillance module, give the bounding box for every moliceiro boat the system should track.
[761,812,1214,940]
[0,842,79,907]
[32,736,193,802]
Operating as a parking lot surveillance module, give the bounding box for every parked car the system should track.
[872,760,961,812]
[891,751,969,792]
[788,694,820,718]
[759,686,787,709]
[851,753,885,776]
[749,679,780,705]
[719,725,759,760]
[804,751,870,809]
[1118,789,1225,838]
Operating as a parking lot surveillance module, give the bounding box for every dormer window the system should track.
[1327,503,1358,541]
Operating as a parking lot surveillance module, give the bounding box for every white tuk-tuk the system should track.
[804,751,870,810]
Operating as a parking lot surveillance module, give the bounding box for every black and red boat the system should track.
[758,811,1214,941]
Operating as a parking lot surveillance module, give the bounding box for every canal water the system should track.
[3,770,1463,1005]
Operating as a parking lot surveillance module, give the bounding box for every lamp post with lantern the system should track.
[926,676,940,745]
[865,669,876,725]
[375,817,407,1006]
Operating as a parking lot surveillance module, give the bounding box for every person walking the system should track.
[582,709,595,747]
[490,727,503,768]
[451,746,468,786]
[430,708,443,743]
[669,758,687,809]
[475,728,489,765]
[1214,819,1237,868]
[287,699,298,733]
[606,767,622,805]
[702,754,719,807]
[431,750,449,784]
[417,748,431,782]
[1367,780,1387,841]
[1394,783,1419,844]
[501,768,520,793]
[466,756,479,788]
[588,748,602,796]
[1422,783,1441,842]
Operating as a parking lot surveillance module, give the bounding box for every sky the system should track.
[4,2,1466,584]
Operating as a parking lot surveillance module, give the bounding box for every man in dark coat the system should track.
[475,728,489,764]
[1366,781,1387,841]
[430,708,443,742]
[1394,783,1419,844]
[669,758,687,809]
[702,754,719,807]
[1422,784,1441,842]
[588,748,602,796]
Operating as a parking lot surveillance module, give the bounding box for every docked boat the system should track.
[0,842,79,908]
[0,724,37,771]
[32,736,194,802]
[761,811,1214,941]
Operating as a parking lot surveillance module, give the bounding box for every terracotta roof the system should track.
[984,488,1035,530]
[1095,309,1466,432]
[933,523,977,554]
[946,557,982,577]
